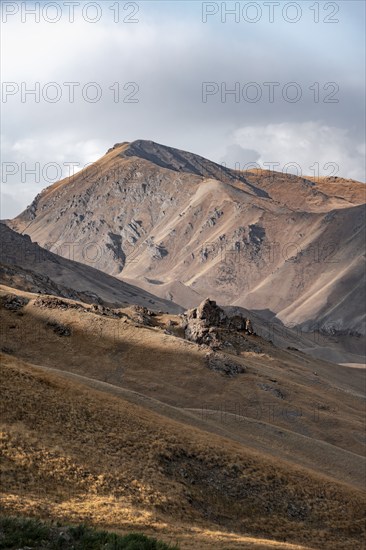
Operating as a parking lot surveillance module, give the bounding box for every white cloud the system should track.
[233,122,366,181]
[0,132,106,219]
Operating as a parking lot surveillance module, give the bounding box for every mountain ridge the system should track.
[7,140,366,343]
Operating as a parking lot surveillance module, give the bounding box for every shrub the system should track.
[0,516,179,549]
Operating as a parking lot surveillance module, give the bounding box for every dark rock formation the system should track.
[46,321,72,337]
[182,298,254,350]
[2,294,29,312]
[205,351,246,377]
[129,305,154,326]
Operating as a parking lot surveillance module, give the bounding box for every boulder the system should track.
[196,298,226,327]
[182,298,255,349]
[129,305,153,326]
[2,294,29,312]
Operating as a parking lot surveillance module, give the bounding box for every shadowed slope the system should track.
[0,224,181,312]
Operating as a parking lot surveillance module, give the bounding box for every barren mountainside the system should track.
[8,140,366,338]
[0,223,181,312]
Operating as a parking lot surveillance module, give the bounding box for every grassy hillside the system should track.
[1,351,365,549]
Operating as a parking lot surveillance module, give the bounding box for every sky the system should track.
[1,0,365,218]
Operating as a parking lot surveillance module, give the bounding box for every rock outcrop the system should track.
[1,294,29,312]
[129,305,155,326]
[205,351,246,377]
[182,298,254,350]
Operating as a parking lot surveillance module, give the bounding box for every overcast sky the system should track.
[1,0,365,218]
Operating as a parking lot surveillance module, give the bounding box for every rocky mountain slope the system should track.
[0,223,181,312]
[8,140,366,339]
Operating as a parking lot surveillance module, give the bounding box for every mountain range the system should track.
[8,140,365,339]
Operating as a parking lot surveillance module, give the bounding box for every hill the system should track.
[1,285,365,548]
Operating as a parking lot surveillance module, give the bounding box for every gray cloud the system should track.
[1,1,365,218]
[221,145,260,169]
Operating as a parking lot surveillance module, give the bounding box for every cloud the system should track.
[1,132,106,219]
[1,2,365,217]
[232,122,366,181]
[221,144,260,169]
[0,192,22,220]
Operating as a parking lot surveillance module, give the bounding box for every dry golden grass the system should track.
[1,285,364,487]
[1,349,365,549]
[1,285,365,548]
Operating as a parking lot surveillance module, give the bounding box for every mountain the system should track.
[0,223,181,312]
[8,139,366,340]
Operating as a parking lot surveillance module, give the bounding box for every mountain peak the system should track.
[122,139,222,176]
[114,139,260,192]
